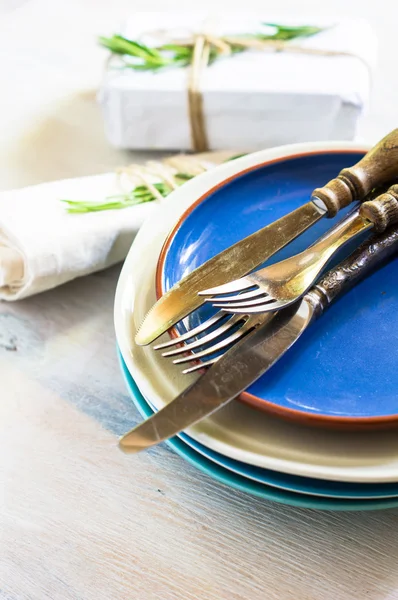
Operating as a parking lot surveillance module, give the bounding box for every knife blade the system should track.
[135,129,398,346]
[135,202,323,345]
[121,225,398,452]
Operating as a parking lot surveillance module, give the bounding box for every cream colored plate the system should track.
[114,141,398,483]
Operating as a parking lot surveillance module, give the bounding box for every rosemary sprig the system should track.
[61,155,247,214]
[61,173,195,214]
[99,22,324,72]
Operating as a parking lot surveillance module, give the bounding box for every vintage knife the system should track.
[121,224,398,452]
[135,129,398,345]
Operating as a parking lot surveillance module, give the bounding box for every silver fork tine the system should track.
[222,301,285,314]
[214,296,277,310]
[153,310,227,350]
[161,314,246,357]
[182,356,219,375]
[204,287,263,303]
[198,277,253,297]
[210,292,267,306]
[172,321,254,365]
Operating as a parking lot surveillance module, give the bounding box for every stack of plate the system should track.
[115,141,398,511]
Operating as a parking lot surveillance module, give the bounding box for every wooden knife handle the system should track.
[311,128,398,217]
[306,222,398,316]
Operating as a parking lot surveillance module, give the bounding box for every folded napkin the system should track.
[0,151,234,301]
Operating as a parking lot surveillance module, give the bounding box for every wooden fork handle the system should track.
[313,186,398,311]
[360,184,398,232]
[307,222,398,316]
[311,128,398,217]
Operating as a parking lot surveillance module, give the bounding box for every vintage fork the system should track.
[154,309,273,374]
[154,188,398,372]
[198,185,398,314]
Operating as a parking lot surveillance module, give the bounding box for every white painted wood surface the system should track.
[1,2,398,599]
[2,270,398,600]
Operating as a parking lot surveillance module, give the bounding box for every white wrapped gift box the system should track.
[98,13,377,150]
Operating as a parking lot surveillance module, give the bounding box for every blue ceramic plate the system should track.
[118,349,398,511]
[157,150,398,428]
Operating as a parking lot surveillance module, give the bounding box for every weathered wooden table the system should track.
[2,2,398,599]
[2,263,398,600]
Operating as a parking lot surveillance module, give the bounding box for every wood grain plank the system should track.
[1,267,398,600]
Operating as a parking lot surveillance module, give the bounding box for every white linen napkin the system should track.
[0,151,234,301]
[0,173,156,300]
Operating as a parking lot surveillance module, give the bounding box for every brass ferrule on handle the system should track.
[311,128,398,217]
[307,221,398,318]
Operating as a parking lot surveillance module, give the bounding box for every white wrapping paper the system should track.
[98,13,377,150]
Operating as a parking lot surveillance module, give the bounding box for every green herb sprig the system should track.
[61,154,247,214]
[61,173,194,214]
[99,23,324,72]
